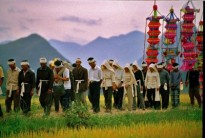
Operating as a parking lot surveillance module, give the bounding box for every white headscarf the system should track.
[101,60,115,73]
[132,60,142,70]
[147,63,158,73]
[124,63,137,85]
[113,60,123,70]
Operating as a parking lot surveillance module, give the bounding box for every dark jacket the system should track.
[36,66,54,91]
[186,70,200,87]
[134,70,144,87]
[18,69,35,93]
[73,65,88,92]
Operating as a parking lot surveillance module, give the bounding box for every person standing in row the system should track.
[53,59,70,112]
[5,59,21,113]
[0,66,4,117]
[170,63,182,108]
[18,60,35,114]
[73,58,88,106]
[144,63,160,109]
[113,61,124,110]
[123,64,136,111]
[157,62,170,109]
[36,58,53,116]
[62,60,75,104]
[141,61,149,108]
[87,57,102,113]
[109,59,117,109]
[185,66,202,108]
[132,61,145,110]
[101,60,116,113]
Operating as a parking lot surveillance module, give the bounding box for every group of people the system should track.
[0,57,202,117]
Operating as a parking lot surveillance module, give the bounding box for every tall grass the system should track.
[6,121,202,138]
[0,94,202,138]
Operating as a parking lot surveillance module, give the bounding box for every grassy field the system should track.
[0,93,203,138]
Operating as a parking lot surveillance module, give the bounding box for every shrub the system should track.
[65,102,91,129]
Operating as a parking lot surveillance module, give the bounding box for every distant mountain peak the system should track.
[26,33,46,40]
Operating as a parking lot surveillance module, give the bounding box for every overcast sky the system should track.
[0,0,203,45]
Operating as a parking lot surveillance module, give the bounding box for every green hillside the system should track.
[0,34,68,94]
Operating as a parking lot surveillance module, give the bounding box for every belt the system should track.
[20,82,29,96]
[90,80,100,83]
[75,80,84,93]
[53,84,63,86]
[38,80,49,96]
[8,83,16,97]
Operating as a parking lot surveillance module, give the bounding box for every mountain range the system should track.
[0,28,189,93]
[0,34,67,72]
[49,31,146,68]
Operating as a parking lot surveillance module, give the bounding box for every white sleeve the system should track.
[63,68,70,79]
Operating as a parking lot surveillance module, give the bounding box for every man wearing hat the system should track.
[73,58,88,106]
[170,63,182,108]
[5,59,21,113]
[185,65,202,108]
[87,57,102,113]
[36,58,54,115]
[157,62,170,109]
[53,59,70,112]
[18,60,35,114]
[0,65,4,117]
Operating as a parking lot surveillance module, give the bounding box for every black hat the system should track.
[54,60,63,68]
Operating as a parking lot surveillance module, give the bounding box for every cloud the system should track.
[7,7,27,13]
[20,25,29,30]
[25,18,41,23]
[0,26,11,32]
[57,15,102,26]
[72,28,85,33]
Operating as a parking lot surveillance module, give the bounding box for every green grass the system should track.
[0,94,202,137]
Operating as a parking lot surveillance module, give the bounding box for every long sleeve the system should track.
[144,73,148,88]
[174,71,181,86]
[6,70,9,88]
[156,72,161,88]
[31,72,36,89]
[84,69,88,88]
[139,71,144,86]
[185,71,189,82]
[49,69,54,90]
[98,69,102,80]
[166,71,170,84]
[36,69,40,89]
[170,72,173,85]
[18,71,22,88]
